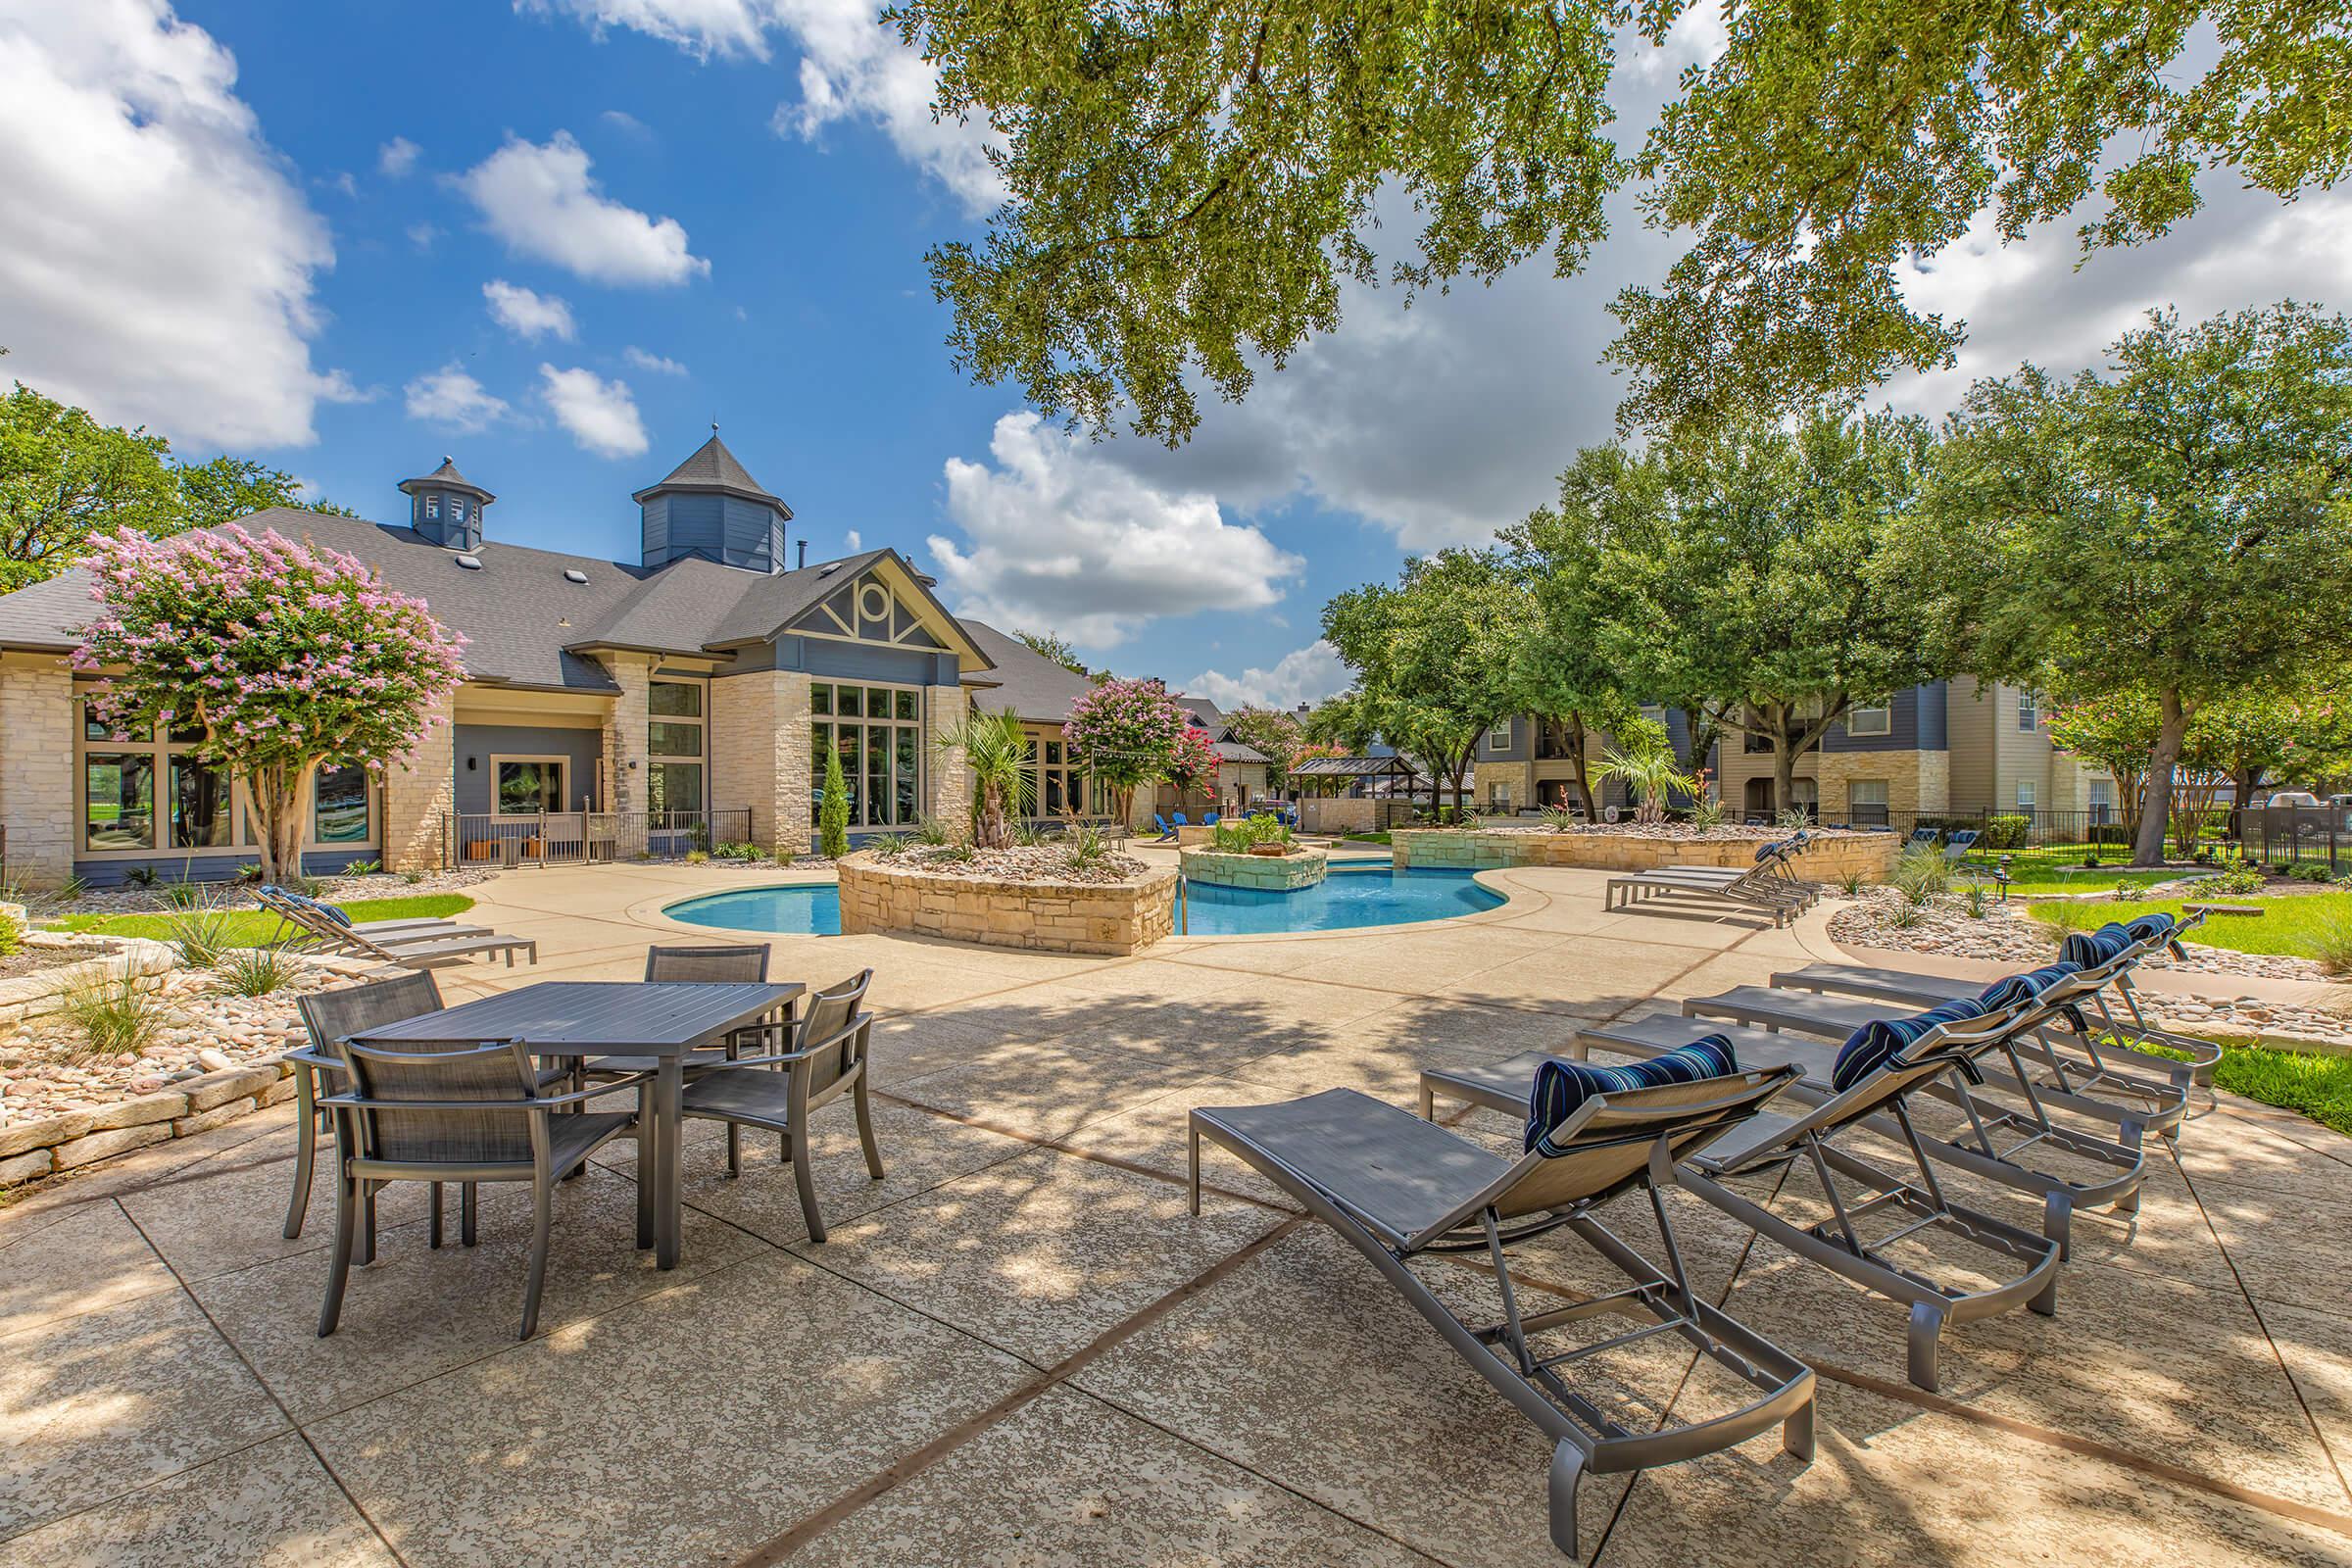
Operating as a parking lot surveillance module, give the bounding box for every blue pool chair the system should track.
[1152,813,1176,842]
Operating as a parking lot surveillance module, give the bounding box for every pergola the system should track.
[1290,755,1423,797]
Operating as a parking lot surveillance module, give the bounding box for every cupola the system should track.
[396,456,494,551]
[634,426,792,574]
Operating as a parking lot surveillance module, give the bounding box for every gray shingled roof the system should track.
[630,433,789,514]
[1173,694,1226,731]
[0,514,1016,700]
[398,456,494,502]
[1213,740,1270,763]
[958,620,1096,724]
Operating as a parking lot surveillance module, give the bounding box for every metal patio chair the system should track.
[578,946,794,1164]
[1421,993,2061,1393]
[675,968,881,1241]
[1602,856,1810,926]
[1190,1058,1814,1560]
[317,1035,645,1339]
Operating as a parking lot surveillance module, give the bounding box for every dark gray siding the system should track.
[74,848,380,889]
[789,637,948,686]
[1823,684,1945,754]
[1482,715,1528,762]
[642,493,786,573]
[453,724,604,814]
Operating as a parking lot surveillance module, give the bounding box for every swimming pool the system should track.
[661,863,1503,938]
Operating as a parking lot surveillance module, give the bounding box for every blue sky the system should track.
[7,1,2350,709]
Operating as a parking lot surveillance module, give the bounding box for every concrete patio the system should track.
[3,860,2349,1567]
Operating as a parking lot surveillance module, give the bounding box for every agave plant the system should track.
[935,709,1035,850]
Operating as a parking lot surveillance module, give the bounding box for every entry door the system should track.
[1742,778,1775,820]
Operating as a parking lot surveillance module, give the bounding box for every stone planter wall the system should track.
[837,857,1179,956]
[0,926,177,1030]
[1181,846,1328,892]
[0,1058,303,1186]
[1391,828,1901,883]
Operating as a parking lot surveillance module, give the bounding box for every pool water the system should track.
[661,863,1502,938]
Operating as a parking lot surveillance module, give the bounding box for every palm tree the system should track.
[1594,743,1694,825]
[935,708,1035,849]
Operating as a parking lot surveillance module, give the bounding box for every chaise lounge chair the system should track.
[257,885,490,942]
[1421,990,2064,1392]
[264,887,538,969]
[1190,1054,1816,1559]
[1152,813,1177,843]
[1771,910,2218,1092]
[1603,855,1811,926]
[1656,833,1820,909]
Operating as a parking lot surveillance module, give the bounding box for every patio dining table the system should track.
[352,980,804,1268]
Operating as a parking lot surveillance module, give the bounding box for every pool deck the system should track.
[4,858,2350,1567]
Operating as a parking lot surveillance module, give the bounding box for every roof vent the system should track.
[563,568,589,584]
[455,555,482,570]
[816,562,841,578]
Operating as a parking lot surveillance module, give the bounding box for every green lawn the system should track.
[2141,1035,2352,1138]
[1964,843,2202,898]
[2028,889,2352,962]
[1344,832,1393,845]
[43,894,474,946]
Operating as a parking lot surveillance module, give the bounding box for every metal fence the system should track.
[441,808,753,869]
[2237,804,2352,873]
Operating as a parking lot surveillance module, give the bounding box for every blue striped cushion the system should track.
[1525,1036,1738,1155]
[2060,921,2133,968]
[1830,996,1996,1094]
[2124,912,2186,955]
[1976,960,2082,1011]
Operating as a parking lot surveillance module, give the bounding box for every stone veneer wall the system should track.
[1812,749,1951,821]
[1180,846,1329,891]
[1393,827,1902,882]
[0,654,75,887]
[837,855,1177,956]
[599,653,653,817]
[1298,796,1376,835]
[382,689,457,874]
[711,668,813,856]
[923,685,971,830]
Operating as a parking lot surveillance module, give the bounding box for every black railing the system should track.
[2237,804,2352,873]
[441,808,753,869]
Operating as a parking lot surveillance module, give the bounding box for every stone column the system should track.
[710,667,812,856]
[381,688,456,873]
[0,654,76,888]
[923,684,970,833]
[601,653,652,815]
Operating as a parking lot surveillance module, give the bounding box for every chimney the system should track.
[797,540,808,568]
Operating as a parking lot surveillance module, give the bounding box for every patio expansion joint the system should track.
[726,1216,1313,1568]
[93,1198,421,1568]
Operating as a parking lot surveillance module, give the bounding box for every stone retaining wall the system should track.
[836,857,1178,956]
[0,924,177,1029]
[1180,846,1328,892]
[1392,828,1902,882]
[0,1057,301,1186]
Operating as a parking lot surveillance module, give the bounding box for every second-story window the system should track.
[1487,719,1510,751]
[2018,692,2039,730]
[1846,700,1891,737]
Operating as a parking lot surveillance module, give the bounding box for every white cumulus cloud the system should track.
[404,364,511,432]
[539,364,648,457]
[456,131,709,287]
[522,0,1002,212]
[622,345,688,374]
[483,278,577,341]
[0,0,354,449]
[377,135,420,176]
[927,412,1302,648]
[1184,641,1350,712]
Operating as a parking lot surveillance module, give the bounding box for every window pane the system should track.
[315,765,370,842]
[84,705,143,743]
[867,688,891,718]
[1045,770,1065,815]
[1045,740,1062,765]
[650,720,703,758]
[836,686,861,717]
[170,758,231,848]
[838,726,861,821]
[867,726,889,825]
[85,754,155,850]
[649,761,703,814]
[895,729,917,824]
[497,761,560,815]
[810,683,832,716]
[649,681,702,718]
[894,690,916,721]
[167,716,207,745]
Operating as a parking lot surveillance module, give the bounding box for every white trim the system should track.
[1845,701,1891,737]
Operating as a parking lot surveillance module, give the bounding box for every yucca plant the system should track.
[213,941,303,998]
[1890,845,1953,906]
[935,709,1034,850]
[61,971,166,1059]
[159,894,235,969]
[1063,817,1111,872]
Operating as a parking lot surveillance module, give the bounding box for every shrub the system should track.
[343,858,382,876]
[1839,870,1866,897]
[213,941,302,997]
[162,882,204,909]
[1981,814,2031,851]
[868,834,908,859]
[684,849,710,865]
[2314,913,2352,977]
[1541,805,1579,832]
[1209,818,1251,852]
[938,843,977,863]
[2082,852,2103,869]
[818,739,852,858]
[2039,900,2108,939]
[1064,818,1111,872]
[1011,820,1050,848]
[0,910,21,957]
[713,842,766,862]
[233,863,267,883]
[1690,795,1726,831]
[1775,808,1811,831]
[2210,863,2265,896]
[1890,845,1953,905]
[401,868,425,885]
[124,864,160,888]
[159,895,234,969]
[1965,882,1990,919]
[57,872,89,901]
[914,814,954,847]
[61,971,165,1058]
[1248,813,1294,849]
[1886,903,1923,930]
[2287,860,2333,883]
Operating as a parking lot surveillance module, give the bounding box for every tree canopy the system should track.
[895,0,2350,440]
[1926,302,2352,862]
[1012,627,1090,676]
[1219,705,1307,791]
[0,381,353,591]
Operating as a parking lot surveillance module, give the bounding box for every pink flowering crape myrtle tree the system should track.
[1061,676,1193,824]
[72,525,468,883]
[1169,726,1222,799]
